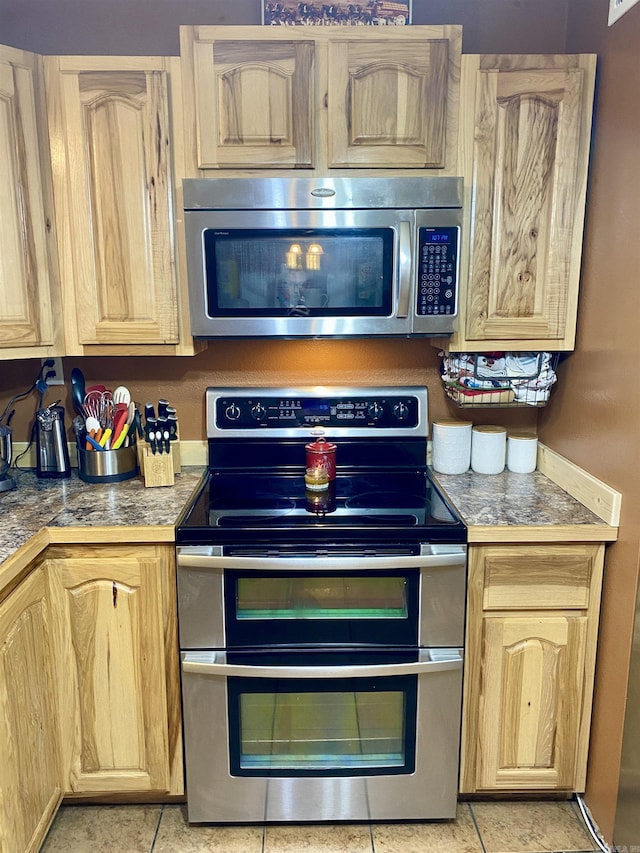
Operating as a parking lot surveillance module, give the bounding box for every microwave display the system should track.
[204,228,394,317]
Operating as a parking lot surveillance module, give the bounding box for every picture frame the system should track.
[262,1,412,27]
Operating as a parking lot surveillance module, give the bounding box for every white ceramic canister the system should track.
[471,425,507,475]
[507,432,538,473]
[431,419,472,475]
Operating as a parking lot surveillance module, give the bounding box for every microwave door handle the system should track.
[177,549,466,572]
[182,649,463,679]
[396,220,412,318]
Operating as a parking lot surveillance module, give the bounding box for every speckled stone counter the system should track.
[432,468,616,543]
[1,464,617,584]
[0,466,206,568]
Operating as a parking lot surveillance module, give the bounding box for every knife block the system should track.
[138,441,179,488]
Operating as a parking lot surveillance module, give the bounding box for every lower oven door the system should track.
[180,648,463,823]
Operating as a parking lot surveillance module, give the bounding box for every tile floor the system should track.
[40,799,602,853]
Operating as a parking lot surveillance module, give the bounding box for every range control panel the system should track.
[416,226,459,317]
[207,387,427,439]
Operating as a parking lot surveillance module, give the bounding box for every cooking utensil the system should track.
[111,407,128,448]
[113,386,131,406]
[111,424,130,450]
[85,434,104,451]
[145,417,158,454]
[99,428,112,449]
[84,415,102,449]
[70,368,86,417]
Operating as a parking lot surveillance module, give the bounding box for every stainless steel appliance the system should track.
[183,177,462,339]
[35,403,71,479]
[176,386,467,824]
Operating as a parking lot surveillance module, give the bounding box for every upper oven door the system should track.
[176,544,466,650]
[184,208,415,338]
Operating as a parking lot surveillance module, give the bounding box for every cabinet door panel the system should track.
[46,58,179,349]
[47,551,171,793]
[455,55,596,351]
[478,614,586,790]
[328,37,452,168]
[0,568,62,853]
[0,48,57,352]
[194,38,314,169]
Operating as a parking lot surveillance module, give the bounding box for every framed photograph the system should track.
[262,1,412,27]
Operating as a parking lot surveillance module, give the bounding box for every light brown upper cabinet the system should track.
[451,55,596,352]
[44,56,201,355]
[0,45,62,360]
[179,25,461,175]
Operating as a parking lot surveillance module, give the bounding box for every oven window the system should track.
[236,575,408,620]
[228,673,417,777]
[225,570,419,647]
[204,228,394,317]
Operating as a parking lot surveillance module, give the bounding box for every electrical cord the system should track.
[576,794,611,853]
[0,359,55,425]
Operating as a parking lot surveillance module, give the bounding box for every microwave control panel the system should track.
[416,227,459,317]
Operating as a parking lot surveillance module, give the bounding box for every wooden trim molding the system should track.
[537,443,621,527]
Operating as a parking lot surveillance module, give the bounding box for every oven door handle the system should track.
[181,648,463,679]
[177,547,466,572]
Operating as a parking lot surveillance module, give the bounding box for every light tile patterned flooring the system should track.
[41,799,602,853]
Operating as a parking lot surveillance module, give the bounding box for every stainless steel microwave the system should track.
[183,176,462,339]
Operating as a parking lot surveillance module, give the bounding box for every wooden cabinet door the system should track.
[45,57,181,352]
[455,55,596,351]
[0,45,60,359]
[477,613,587,790]
[183,27,314,169]
[461,543,605,794]
[46,545,173,794]
[0,568,62,853]
[328,29,461,169]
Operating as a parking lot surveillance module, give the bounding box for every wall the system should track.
[0,0,569,55]
[539,0,640,843]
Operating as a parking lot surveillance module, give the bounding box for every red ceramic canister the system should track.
[305,435,337,481]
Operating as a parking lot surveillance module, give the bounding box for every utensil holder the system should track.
[78,446,138,483]
[139,442,177,488]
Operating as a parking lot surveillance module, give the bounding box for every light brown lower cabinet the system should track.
[460,543,605,793]
[0,567,63,853]
[44,544,183,796]
[0,542,183,852]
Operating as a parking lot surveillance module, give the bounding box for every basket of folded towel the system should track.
[439,351,559,407]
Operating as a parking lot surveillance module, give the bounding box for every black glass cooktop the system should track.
[176,468,466,545]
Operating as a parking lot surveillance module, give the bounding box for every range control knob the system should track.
[367,401,385,421]
[224,403,241,422]
[393,401,409,421]
[250,402,267,422]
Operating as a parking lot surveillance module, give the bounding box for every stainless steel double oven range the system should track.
[176,387,467,824]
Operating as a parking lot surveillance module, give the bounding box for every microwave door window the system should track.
[204,229,394,317]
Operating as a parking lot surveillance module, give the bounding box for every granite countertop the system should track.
[0,464,616,580]
[0,467,206,566]
[432,469,616,542]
